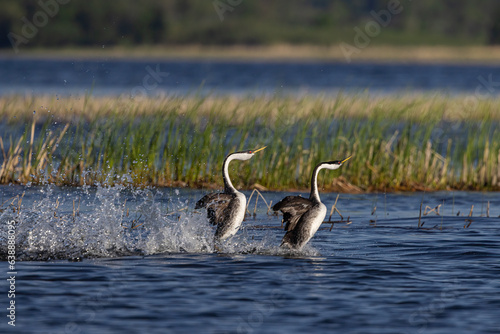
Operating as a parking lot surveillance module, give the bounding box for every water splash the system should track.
[0,184,216,260]
[0,184,297,261]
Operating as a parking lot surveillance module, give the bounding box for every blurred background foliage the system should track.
[1,0,500,49]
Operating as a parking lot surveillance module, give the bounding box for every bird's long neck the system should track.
[222,154,238,194]
[309,163,324,203]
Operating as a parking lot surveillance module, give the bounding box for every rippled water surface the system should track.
[1,185,499,333]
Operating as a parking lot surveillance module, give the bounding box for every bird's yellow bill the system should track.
[341,156,352,164]
[252,146,267,153]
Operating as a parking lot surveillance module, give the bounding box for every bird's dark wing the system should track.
[195,192,235,226]
[272,196,313,231]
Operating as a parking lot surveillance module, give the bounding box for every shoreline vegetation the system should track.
[0,94,499,193]
[3,45,500,64]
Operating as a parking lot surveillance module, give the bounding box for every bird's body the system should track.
[273,156,351,250]
[195,147,266,241]
[196,191,246,240]
[276,196,326,249]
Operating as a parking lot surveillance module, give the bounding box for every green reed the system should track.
[0,94,499,192]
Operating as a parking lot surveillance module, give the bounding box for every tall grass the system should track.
[0,94,499,192]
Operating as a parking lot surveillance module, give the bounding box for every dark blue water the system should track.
[1,185,499,333]
[1,58,500,96]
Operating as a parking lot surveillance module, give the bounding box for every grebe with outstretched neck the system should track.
[273,156,351,250]
[195,147,266,241]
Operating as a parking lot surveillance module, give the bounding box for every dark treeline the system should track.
[1,0,500,50]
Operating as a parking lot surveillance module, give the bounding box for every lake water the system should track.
[1,57,500,333]
[1,58,500,96]
[1,184,499,333]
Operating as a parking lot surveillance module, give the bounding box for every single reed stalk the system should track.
[328,194,340,222]
[24,118,36,179]
[253,194,258,217]
[418,197,423,228]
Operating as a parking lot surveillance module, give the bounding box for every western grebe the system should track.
[273,156,351,250]
[195,147,266,241]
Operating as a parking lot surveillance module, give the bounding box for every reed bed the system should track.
[0,93,499,192]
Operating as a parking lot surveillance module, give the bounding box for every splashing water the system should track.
[0,183,303,261]
[0,184,218,260]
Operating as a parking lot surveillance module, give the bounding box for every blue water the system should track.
[1,58,500,96]
[1,57,500,333]
[1,184,499,333]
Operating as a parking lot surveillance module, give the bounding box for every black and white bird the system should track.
[195,147,266,241]
[273,156,351,250]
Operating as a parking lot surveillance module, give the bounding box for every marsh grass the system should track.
[0,94,499,192]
